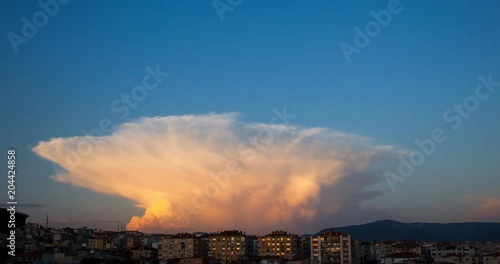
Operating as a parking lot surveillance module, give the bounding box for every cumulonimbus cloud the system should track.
[33,113,395,233]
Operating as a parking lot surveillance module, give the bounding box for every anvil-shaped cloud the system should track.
[33,113,395,233]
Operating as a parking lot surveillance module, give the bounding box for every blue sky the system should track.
[1,0,500,232]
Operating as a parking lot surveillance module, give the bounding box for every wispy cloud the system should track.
[465,195,500,221]
[33,113,395,233]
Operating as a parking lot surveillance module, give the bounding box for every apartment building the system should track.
[258,231,299,260]
[126,236,142,249]
[311,231,353,264]
[208,230,252,263]
[160,233,200,260]
[88,238,105,250]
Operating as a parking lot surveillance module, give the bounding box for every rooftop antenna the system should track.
[46,214,49,228]
[117,221,120,232]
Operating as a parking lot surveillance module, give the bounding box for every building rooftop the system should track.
[213,230,247,237]
[262,231,297,237]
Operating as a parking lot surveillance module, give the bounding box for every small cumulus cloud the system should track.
[33,113,397,233]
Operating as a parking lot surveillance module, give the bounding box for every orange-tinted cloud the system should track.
[465,195,500,221]
[33,113,394,233]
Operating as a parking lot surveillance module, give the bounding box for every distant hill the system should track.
[318,220,500,242]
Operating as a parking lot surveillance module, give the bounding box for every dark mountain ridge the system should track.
[318,220,500,242]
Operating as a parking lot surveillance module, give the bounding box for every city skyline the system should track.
[2,0,500,235]
[8,220,500,263]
